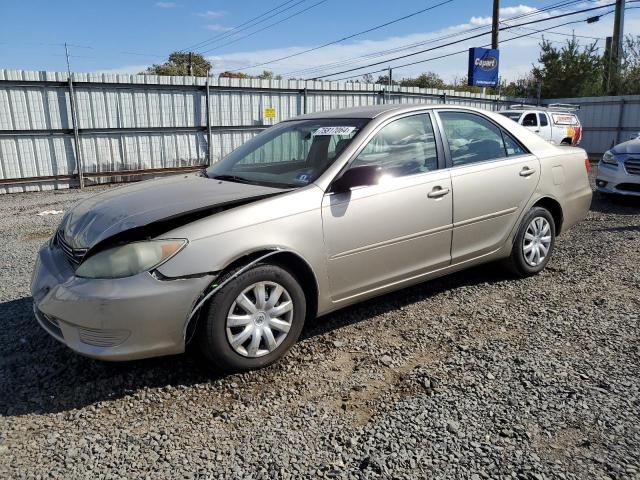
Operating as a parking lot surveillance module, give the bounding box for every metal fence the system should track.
[0,69,510,194]
[547,95,640,158]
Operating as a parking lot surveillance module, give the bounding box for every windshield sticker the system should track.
[296,172,311,183]
[313,126,356,136]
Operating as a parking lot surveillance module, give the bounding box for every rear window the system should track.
[551,113,579,125]
[499,112,522,121]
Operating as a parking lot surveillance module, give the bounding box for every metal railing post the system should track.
[205,75,213,165]
[67,75,84,189]
[303,88,308,114]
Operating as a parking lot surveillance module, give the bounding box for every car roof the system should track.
[289,103,476,121]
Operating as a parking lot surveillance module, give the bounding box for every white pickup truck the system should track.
[499,104,583,146]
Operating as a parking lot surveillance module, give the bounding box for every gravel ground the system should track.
[0,170,639,479]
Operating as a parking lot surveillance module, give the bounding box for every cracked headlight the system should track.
[76,239,187,279]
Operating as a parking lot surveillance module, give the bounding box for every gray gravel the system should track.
[1,170,639,479]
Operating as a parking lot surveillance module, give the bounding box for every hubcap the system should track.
[523,216,552,267]
[225,281,294,358]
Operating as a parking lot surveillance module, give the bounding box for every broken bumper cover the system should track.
[30,242,213,361]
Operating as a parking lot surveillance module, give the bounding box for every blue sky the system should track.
[1,1,639,82]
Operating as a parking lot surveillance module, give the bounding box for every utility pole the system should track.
[387,67,392,104]
[188,51,193,76]
[491,0,500,49]
[603,36,613,92]
[489,0,499,97]
[610,0,625,94]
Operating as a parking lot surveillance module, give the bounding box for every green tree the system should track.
[219,69,282,80]
[255,70,283,80]
[374,74,397,85]
[531,38,603,98]
[142,52,212,77]
[399,72,446,89]
[620,35,640,94]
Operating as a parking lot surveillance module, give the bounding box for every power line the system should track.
[232,0,454,72]
[330,16,609,82]
[308,1,621,79]
[198,0,330,54]
[181,0,305,52]
[282,0,587,78]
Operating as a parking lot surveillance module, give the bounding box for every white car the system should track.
[596,138,640,196]
[499,105,582,146]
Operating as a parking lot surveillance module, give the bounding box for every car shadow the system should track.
[0,263,508,417]
[589,191,640,215]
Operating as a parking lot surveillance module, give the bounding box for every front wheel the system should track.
[507,206,556,277]
[197,264,306,373]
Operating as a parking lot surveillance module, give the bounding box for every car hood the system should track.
[60,174,284,250]
[613,139,640,155]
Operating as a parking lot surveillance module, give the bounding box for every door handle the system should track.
[427,186,450,198]
[519,167,536,177]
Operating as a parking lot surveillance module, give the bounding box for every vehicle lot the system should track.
[0,170,638,479]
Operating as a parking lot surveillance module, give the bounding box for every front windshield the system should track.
[206,118,368,188]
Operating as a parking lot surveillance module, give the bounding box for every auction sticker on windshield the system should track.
[313,126,356,136]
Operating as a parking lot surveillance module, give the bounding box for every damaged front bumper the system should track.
[31,242,214,361]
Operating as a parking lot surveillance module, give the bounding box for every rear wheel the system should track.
[197,264,306,372]
[507,206,556,277]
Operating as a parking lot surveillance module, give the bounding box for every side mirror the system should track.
[331,165,381,193]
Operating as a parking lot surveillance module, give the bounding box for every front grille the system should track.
[616,183,640,193]
[625,158,640,176]
[55,230,87,265]
[77,327,130,347]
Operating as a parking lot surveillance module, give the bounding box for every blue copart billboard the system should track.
[468,48,499,87]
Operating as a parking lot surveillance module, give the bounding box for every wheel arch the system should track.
[185,248,319,341]
[532,196,564,235]
[222,249,319,319]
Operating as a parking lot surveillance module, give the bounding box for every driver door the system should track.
[321,113,453,302]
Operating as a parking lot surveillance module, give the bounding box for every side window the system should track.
[522,113,538,127]
[350,113,438,177]
[502,132,526,156]
[539,113,549,127]
[439,111,507,166]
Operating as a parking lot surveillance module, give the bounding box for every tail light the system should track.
[573,126,582,145]
[584,157,591,173]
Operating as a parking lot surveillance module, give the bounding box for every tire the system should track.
[507,206,556,277]
[197,263,306,373]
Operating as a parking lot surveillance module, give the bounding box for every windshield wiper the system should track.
[210,174,255,184]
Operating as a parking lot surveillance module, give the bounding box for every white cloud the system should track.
[206,24,233,32]
[197,10,225,18]
[470,5,542,27]
[470,16,492,26]
[156,2,176,8]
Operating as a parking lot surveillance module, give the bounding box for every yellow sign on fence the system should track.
[264,107,276,119]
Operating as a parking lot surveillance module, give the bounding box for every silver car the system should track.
[596,138,640,197]
[31,105,592,372]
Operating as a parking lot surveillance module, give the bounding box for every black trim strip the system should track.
[0,125,268,136]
